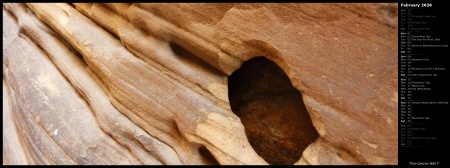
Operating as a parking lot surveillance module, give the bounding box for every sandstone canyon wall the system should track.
[3,3,398,165]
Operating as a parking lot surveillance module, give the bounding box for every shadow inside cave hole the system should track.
[228,57,319,165]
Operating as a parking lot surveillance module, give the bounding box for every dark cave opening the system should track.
[228,57,319,165]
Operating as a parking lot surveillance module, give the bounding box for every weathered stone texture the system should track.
[3,3,398,165]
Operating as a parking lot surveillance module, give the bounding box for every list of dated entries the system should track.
[399,2,448,166]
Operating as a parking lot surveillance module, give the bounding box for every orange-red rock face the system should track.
[3,3,398,165]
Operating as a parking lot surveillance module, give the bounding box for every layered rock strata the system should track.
[3,3,398,165]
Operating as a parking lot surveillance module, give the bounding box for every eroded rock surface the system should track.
[3,3,398,165]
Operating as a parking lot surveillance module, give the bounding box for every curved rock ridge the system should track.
[3,3,398,165]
